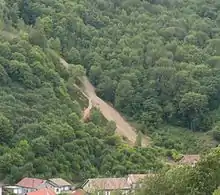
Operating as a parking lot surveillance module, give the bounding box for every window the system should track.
[105,191,110,195]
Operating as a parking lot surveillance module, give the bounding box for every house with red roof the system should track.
[5,178,47,195]
[72,189,87,195]
[27,188,56,195]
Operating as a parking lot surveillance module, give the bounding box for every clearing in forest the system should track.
[60,58,151,147]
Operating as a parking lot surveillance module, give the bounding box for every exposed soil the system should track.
[60,58,151,147]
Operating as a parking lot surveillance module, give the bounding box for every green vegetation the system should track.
[2,0,220,188]
[151,125,217,153]
[138,146,220,195]
[0,28,163,183]
[135,131,143,147]
[214,189,220,195]
[0,1,165,184]
[5,0,220,152]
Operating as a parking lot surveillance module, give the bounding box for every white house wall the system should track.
[45,182,72,194]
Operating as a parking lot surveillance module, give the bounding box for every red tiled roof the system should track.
[27,188,55,195]
[72,189,86,195]
[16,178,45,188]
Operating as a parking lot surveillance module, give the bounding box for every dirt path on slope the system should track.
[60,58,150,147]
[81,77,150,147]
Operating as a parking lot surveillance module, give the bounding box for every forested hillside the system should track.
[8,0,220,132]
[1,0,220,185]
[0,0,164,184]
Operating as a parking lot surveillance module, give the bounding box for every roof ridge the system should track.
[89,177,127,180]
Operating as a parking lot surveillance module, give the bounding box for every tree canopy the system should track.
[6,0,220,134]
[138,146,220,195]
[1,0,220,186]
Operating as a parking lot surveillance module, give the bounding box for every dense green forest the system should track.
[0,20,163,184]
[5,0,220,146]
[1,0,220,186]
[0,0,164,183]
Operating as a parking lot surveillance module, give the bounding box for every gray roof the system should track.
[83,178,131,192]
[49,178,71,187]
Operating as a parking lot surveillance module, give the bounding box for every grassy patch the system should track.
[127,118,216,153]
[151,125,217,153]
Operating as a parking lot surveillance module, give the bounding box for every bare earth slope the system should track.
[60,58,150,147]
[81,76,150,147]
